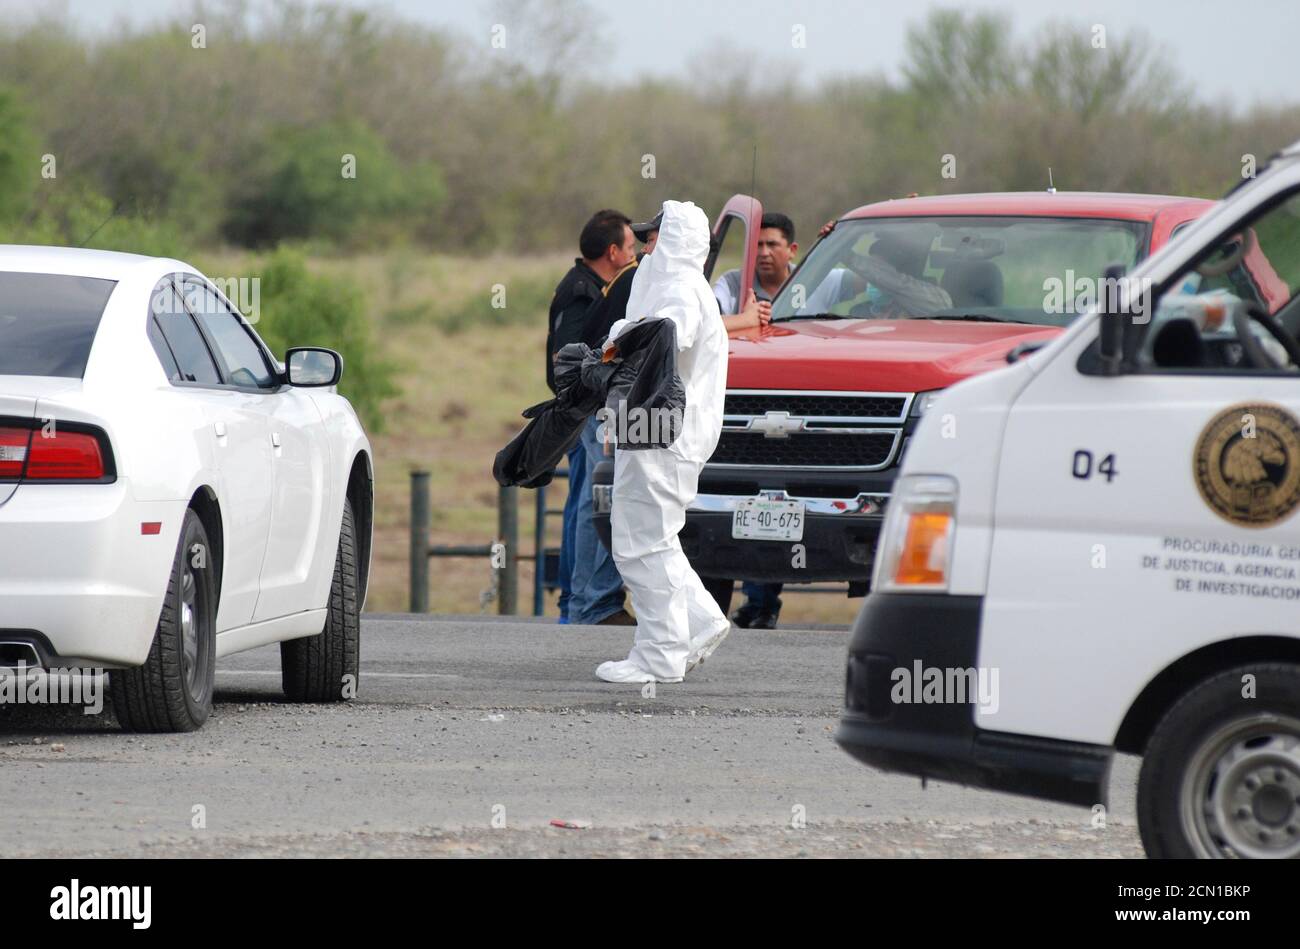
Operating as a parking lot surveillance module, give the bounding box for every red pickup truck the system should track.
[594,190,1213,612]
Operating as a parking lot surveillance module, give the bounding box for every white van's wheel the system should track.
[1137,664,1300,858]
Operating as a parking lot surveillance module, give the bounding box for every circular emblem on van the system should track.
[1195,403,1300,527]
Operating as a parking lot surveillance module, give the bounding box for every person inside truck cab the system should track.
[798,227,953,318]
[713,212,799,332]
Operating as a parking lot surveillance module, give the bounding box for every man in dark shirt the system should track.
[546,210,636,393]
[551,210,636,622]
[564,212,660,626]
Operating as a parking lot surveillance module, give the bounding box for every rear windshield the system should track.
[0,272,117,377]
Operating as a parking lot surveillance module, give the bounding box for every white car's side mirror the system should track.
[286,347,342,387]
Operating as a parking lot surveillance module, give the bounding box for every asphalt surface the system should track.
[0,615,1143,857]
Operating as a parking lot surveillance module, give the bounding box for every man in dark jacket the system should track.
[551,210,636,622]
[546,211,637,393]
[563,211,660,626]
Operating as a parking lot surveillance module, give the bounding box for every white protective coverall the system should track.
[596,200,731,683]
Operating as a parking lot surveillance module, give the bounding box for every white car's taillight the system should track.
[0,427,28,479]
[0,422,111,481]
[873,475,957,592]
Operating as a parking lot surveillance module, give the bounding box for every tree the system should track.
[0,86,38,224]
[1027,24,1190,121]
[901,10,1019,106]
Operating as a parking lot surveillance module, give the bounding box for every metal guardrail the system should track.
[409,469,566,616]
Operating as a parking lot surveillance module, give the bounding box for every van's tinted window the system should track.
[0,272,117,377]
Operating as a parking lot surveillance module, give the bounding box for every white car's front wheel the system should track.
[281,500,360,702]
[111,508,216,732]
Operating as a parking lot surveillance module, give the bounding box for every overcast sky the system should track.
[8,0,1299,110]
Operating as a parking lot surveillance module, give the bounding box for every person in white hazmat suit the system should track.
[595,200,732,684]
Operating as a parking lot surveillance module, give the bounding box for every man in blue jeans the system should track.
[567,413,631,624]
[564,212,668,625]
[565,212,668,625]
[555,438,587,623]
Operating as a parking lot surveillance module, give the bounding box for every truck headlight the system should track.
[873,475,957,592]
[910,390,944,417]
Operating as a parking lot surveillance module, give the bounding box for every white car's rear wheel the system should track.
[281,500,360,702]
[111,508,216,732]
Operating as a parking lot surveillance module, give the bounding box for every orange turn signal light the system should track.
[893,512,951,585]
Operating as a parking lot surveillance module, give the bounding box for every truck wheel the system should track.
[281,500,360,702]
[111,508,216,732]
[1137,663,1300,858]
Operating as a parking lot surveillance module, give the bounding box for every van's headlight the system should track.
[873,475,957,592]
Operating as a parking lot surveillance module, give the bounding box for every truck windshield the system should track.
[772,216,1145,327]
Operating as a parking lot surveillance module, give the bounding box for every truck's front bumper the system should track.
[592,461,888,584]
[834,593,1112,808]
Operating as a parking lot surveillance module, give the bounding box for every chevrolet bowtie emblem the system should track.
[749,411,803,438]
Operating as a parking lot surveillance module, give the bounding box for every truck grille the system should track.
[710,430,899,468]
[711,389,909,471]
[723,391,908,421]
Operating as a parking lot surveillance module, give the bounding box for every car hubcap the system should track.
[181,568,199,693]
[1181,714,1300,858]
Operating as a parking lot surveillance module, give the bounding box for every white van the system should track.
[835,140,1300,859]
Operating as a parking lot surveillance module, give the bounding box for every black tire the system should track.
[1137,663,1300,859]
[111,508,216,732]
[281,499,360,702]
[702,577,734,616]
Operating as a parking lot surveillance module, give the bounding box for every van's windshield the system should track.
[772,215,1146,327]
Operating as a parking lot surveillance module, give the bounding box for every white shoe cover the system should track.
[595,659,682,684]
[685,619,731,673]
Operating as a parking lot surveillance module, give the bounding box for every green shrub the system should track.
[0,86,38,224]
[223,120,444,249]
[6,175,191,259]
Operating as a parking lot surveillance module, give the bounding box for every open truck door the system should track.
[706,194,764,296]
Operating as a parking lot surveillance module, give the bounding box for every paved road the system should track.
[0,615,1143,857]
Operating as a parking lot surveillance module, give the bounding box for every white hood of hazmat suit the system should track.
[598,200,731,683]
[607,200,728,465]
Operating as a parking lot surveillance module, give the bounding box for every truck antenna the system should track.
[1047,168,1057,194]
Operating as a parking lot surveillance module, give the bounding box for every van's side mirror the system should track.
[1097,263,1127,377]
[286,347,343,386]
